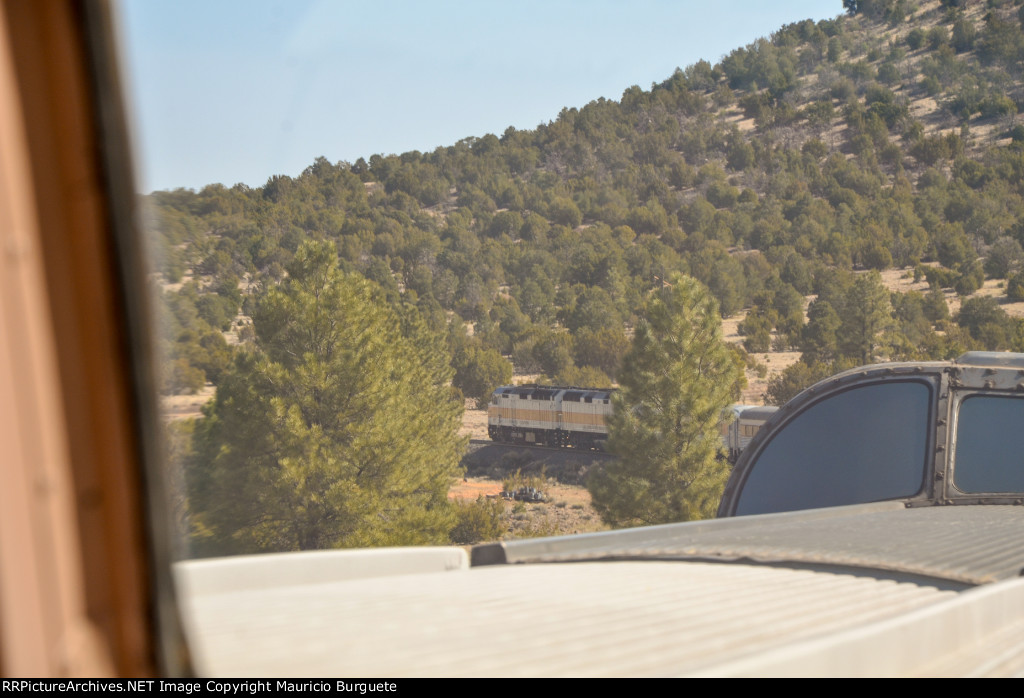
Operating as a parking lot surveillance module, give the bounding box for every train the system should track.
[487,384,614,450]
[719,404,780,461]
[487,385,777,459]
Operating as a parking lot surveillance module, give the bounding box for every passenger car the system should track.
[3,0,1023,679]
[721,404,777,461]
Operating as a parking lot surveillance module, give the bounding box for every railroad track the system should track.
[470,438,602,452]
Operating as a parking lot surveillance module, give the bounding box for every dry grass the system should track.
[448,476,606,540]
[459,401,489,440]
[161,384,216,421]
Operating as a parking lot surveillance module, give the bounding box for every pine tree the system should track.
[838,271,893,364]
[588,274,743,527]
[189,241,464,555]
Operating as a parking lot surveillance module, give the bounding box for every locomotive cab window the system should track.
[733,381,934,516]
[953,395,1024,494]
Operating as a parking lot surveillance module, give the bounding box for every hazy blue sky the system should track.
[118,0,843,193]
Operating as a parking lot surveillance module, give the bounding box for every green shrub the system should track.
[450,496,506,545]
[502,468,546,493]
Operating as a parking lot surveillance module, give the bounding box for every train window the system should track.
[92,0,936,677]
[953,395,1024,494]
[734,381,932,516]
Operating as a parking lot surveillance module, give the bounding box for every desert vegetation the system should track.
[158,0,1024,552]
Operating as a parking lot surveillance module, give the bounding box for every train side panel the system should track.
[487,386,565,446]
[558,389,613,449]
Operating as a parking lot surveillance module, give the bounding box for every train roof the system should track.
[493,384,616,399]
[737,406,779,420]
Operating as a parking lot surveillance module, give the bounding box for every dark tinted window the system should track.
[735,381,932,516]
[954,396,1024,493]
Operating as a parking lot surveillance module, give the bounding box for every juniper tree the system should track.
[588,274,743,527]
[189,241,464,555]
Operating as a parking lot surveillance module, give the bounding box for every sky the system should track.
[117,0,844,193]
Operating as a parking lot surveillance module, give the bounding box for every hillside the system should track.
[156,0,1024,409]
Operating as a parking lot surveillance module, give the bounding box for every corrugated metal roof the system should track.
[478,503,1024,586]
[179,559,956,677]
[178,503,1024,676]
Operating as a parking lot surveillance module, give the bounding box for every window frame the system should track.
[949,391,1024,496]
[0,0,187,675]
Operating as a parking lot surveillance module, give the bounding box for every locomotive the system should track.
[487,384,776,458]
[487,384,614,450]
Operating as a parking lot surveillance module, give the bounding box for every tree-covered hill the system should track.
[154,0,1024,409]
